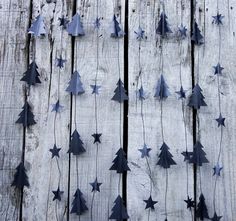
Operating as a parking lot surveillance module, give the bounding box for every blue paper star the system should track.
[213,63,224,75]
[134,27,145,40]
[178,24,187,38]
[213,163,223,176]
[176,86,186,99]
[49,144,61,158]
[58,16,69,29]
[215,113,225,127]
[181,151,193,161]
[138,144,152,158]
[184,196,195,210]
[90,177,102,192]
[210,212,222,221]
[51,100,63,113]
[52,187,64,201]
[94,17,101,29]
[90,85,101,94]
[212,13,224,25]
[144,196,158,210]
[92,133,102,144]
[56,55,66,69]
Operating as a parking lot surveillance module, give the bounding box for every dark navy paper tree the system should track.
[28,15,47,37]
[154,75,170,99]
[16,102,36,127]
[67,13,85,36]
[156,12,172,37]
[191,22,204,45]
[111,15,125,38]
[111,79,128,103]
[189,141,209,166]
[11,162,29,189]
[21,61,41,86]
[110,148,130,173]
[157,142,176,168]
[196,194,209,220]
[70,189,88,215]
[188,84,207,110]
[67,130,86,155]
[109,195,129,220]
[66,71,85,95]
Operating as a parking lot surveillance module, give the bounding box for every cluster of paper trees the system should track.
[10,9,215,221]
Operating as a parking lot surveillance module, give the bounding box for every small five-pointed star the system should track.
[90,84,101,94]
[178,24,187,38]
[212,13,224,25]
[51,100,63,113]
[134,27,145,40]
[90,177,102,192]
[176,86,186,99]
[143,196,158,210]
[210,212,222,221]
[213,63,224,75]
[138,143,152,158]
[92,133,102,143]
[58,16,69,29]
[213,163,223,176]
[49,144,61,158]
[215,113,225,127]
[56,55,66,69]
[184,196,194,210]
[52,187,64,201]
[93,17,101,29]
[181,151,193,161]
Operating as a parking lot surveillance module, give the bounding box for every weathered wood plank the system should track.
[0,0,30,220]
[22,1,72,220]
[195,0,236,219]
[69,0,126,220]
[127,0,194,220]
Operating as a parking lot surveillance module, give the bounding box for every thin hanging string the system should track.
[136,1,152,219]
[90,1,100,220]
[160,2,168,219]
[53,5,65,219]
[179,2,192,219]
[164,169,168,220]
[213,1,224,212]
[117,2,123,197]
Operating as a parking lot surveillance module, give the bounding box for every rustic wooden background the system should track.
[0,0,236,220]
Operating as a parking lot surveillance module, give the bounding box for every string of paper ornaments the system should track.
[10,2,227,220]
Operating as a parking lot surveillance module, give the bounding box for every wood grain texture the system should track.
[127,0,194,220]
[195,0,236,219]
[0,0,30,220]
[69,0,125,220]
[22,1,73,220]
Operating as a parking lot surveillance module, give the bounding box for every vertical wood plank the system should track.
[0,0,30,220]
[22,1,72,220]
[127,0,193,220]
[69,0,126,220]
[195,0,236,219]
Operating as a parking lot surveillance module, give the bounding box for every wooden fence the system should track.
[1,0,236,220]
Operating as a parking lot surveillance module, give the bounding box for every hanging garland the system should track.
[210,0,225,220]
[90,1,103,220]
[12,13,47,190]
[134,0,157,219]
[188,1,209,219]
[109,2,130,220]
[48,2,68,219]
[155,3,177,221]
[66,10,88,216]
[176,1,195,220]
